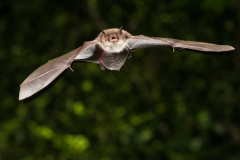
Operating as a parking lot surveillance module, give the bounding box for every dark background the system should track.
[0,0,240,159]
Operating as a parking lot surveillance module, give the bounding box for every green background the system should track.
[1,0,239,159]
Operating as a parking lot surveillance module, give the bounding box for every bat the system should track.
[19,27,235,100]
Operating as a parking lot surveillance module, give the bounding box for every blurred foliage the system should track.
[0,0,240,159]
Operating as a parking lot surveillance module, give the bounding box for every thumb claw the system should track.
[69,65,74,72]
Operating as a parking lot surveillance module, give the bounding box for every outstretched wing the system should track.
[126,35,234,52]
[19,40,99,100]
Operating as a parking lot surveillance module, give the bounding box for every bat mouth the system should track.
[110,35,117,42]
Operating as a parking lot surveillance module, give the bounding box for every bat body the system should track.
[19,27,234,100]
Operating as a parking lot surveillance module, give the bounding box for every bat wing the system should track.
[102,51,129,71]
[126,35,235,52]
[19,40,99,100]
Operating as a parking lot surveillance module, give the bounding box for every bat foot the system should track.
[125,46,132,59]
[100,63,105,70]
[172,46,175,53]
[128,52,132,59]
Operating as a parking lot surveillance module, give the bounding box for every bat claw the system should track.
[69,65,74,72]
[172,42,177,53]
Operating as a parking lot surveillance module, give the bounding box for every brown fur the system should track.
[95,28,132,43]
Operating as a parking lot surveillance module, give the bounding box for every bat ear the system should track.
[119,26,123,34]
[101,30,106,34]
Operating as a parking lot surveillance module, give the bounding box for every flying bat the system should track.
[19,27,234,100]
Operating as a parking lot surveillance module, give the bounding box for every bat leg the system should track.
[100,63,105,70]
[127,52,132,59]
[125,46,132,59]
[99,49,105,70]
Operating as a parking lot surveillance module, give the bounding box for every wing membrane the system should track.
[127,35,234,52]
[19,41,98,100]
[102,51,129,70]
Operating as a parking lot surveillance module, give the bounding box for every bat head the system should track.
[98,27,131,43]
[97,27,132,53]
